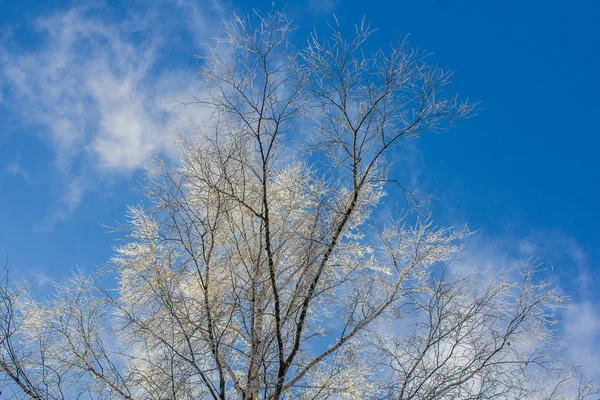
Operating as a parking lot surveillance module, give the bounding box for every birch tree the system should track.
[1,10,596,400]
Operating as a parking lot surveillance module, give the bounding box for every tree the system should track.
[1,10,596,400]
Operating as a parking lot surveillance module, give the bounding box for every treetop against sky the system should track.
[0,0,598,398]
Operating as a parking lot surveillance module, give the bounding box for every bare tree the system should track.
[370,263,597,400]
[1,10,596,400]
[1,264,133,399]
[1,263,68,400]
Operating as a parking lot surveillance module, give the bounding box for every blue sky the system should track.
[1,0,599,368]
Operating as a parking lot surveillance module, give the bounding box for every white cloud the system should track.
[450,230,600,381]
[31,271,53,287]
[563,301,600,376]
[0,1,226,227]
[309,0,340,15]
[4,157,37,184]
[34,174,88,232]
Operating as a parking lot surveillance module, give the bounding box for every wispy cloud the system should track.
[309,0,340,15]
[0,1,225,228]
[4,155,37,184]
[452,230,600,379]
[564,301,600,375]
